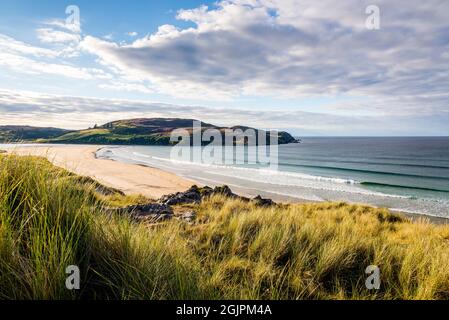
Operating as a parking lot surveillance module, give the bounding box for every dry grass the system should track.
[190,196,449,299]
[0,154,448,300]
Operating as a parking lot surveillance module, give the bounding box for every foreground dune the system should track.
[0,153,448,300]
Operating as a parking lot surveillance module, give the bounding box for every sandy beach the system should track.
[4,145,194,199]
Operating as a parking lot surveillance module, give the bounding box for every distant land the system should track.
[0,118,299,145]
[0,125,70,141]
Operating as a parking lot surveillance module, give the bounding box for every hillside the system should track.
[39,118,300,145]
[0,125,70,142]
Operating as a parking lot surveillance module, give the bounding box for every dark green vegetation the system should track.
[0,125,70,142]
[0,118,299,145]
[1,154,448,300]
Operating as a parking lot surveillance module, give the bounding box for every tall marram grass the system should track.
[0,155,201,299]
[192,197,449,299]
[0,154,448,300]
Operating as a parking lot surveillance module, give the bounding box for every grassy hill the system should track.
[0,125,70,143]
[41,118,211,145]
[0,153,448,300]
[1,118,299,145]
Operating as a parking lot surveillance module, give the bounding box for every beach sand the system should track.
[4,145,194,199]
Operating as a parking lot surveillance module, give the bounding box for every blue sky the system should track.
[0,0,448,135]
[0,0,204,41]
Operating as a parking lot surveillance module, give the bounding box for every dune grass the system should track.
[0,154,448,300]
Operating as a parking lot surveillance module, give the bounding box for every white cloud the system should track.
[0,34,59,58]
[36,28,81,44]
[44,19,81,34]
[0,50,111,80]
[78,0,449,112]
[127,32,138,37]
[0,89,447,135]
[99,81,155,94]
[0,16,111,82]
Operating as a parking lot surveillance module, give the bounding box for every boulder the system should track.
[105,203,174,222]
[128,203,174,216]
[159,185,203,206]
[130,203,174,223]
[212,185,235,197]
[252,195,275,207]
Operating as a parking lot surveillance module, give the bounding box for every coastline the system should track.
[3,145,194,200]
[2,144,447,224]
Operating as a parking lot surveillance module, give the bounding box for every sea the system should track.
[95,137,449,219]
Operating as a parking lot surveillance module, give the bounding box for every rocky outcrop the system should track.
[128,203,173,216]
[159,186,204,205]
[105,203,174,223]
[159,185,276,208]
[107,185,276,224]
[159,185,238,206]
[252,195,275,207]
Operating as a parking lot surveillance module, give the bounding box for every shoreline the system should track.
[2,144,448,224]
[3,144,194,200]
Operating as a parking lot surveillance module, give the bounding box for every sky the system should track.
[0,0,448,136]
